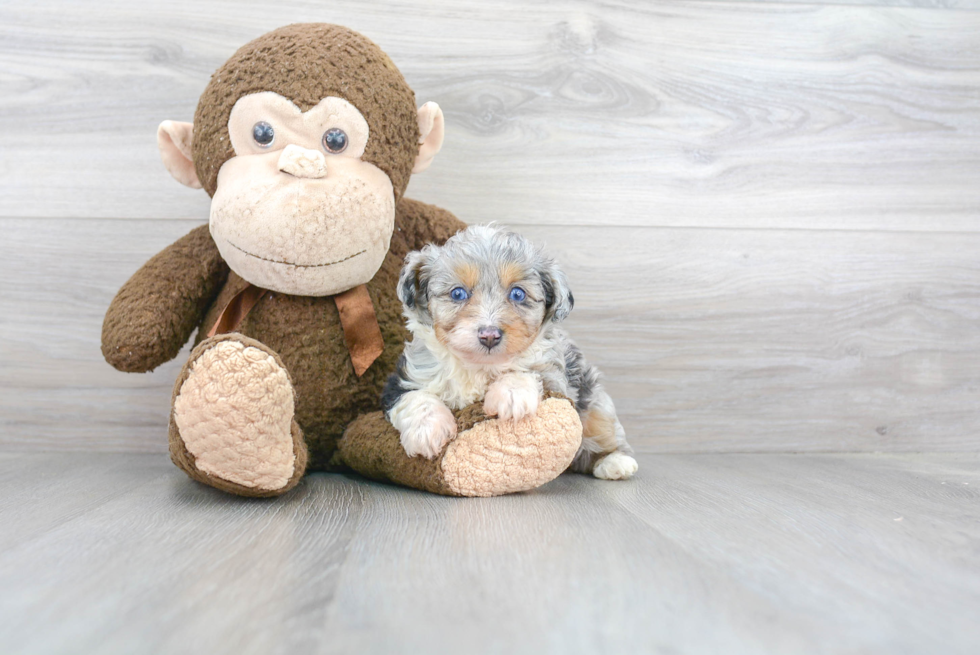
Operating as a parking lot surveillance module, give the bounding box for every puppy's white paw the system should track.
[390,392,458,459]
[399,405,457,459]
[593,452,638,480]
[484,373,541,422]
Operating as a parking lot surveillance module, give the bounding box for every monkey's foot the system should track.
[169,333,307,497]
[338,397,583,497]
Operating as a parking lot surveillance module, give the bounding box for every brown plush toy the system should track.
[102,23,583,498]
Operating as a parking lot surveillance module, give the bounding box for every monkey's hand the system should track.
[102,224,228,373]
[484,373,542,422]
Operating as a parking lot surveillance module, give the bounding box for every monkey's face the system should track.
[207,92,395,296]
[157,25,446,297]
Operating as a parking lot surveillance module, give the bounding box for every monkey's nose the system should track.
[278,144,327,179]
[477,326,503,349]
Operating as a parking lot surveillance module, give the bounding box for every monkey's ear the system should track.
[412,102,445,174]
[397,249,433,325]
[157,121,202,189]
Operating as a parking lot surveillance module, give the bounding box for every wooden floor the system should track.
[1,452,977,654]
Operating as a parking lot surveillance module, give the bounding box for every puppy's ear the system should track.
[537,257,574,322]
[398,249,432,324]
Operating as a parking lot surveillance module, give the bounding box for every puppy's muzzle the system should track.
[477,326,502,349]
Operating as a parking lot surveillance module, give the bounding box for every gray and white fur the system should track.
[383,225,636,480]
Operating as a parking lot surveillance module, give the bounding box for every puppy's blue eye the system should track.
[509,287,526,302]
[450,287,469,302]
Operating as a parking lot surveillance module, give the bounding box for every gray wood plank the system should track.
[611,453,980,654]
[0,452,976,654]
[1,1,978,231]
[0,454,171,551]
[728,0,980,8]
[0,453,365,655]
[2,218,979,454]
[550,225,980,453]
[0,219,195,451]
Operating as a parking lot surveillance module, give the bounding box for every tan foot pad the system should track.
[443,397,583,497]
[173,337,296,492]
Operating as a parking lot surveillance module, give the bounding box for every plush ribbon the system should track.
[206,284,268,339]
[332,284,386,376]
[207,283,384,377]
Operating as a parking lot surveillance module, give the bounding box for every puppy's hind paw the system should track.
[593,452,638,480]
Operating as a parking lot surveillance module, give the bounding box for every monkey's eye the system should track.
[450,287,469,302]
[252,121,275,147]
[322,128,348,154]
[509,287,527,303]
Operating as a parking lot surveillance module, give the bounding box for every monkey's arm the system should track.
[394,197,467,251]
[102,224,229,373]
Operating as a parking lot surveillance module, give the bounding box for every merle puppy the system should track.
[382,225,637,480]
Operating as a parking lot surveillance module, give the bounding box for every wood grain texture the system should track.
[2,1,979,455]
[0,1,979,230]
[0,452,977,654]
[2,218,978,453]
[729,0,980,8]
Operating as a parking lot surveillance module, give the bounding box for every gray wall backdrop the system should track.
[1,0,979,453]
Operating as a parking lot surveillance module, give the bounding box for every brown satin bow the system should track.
[207,283,384,377]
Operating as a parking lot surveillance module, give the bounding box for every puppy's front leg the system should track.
[484,372,542,422]
[388,391,458,459]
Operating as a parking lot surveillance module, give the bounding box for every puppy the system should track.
[382,225,637,481]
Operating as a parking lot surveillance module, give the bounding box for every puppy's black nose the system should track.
[478,326,502,349]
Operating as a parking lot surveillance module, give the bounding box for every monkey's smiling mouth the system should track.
[226,239,366,268]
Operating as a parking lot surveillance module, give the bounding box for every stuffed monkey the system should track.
[102,24,582,498]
